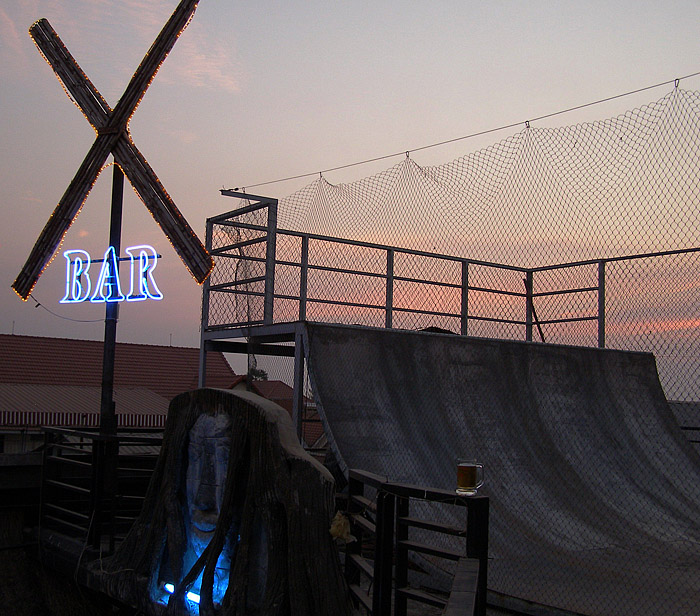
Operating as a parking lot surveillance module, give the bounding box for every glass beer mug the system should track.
[456,459,484,495]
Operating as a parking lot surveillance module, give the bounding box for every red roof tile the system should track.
[0,334,237,400]
[0,384,169,428]
[231,378,323,447]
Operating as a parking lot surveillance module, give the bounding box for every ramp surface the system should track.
[304,323,700,616]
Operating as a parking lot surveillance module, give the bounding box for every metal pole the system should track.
[299,235,309,321]
[292,330,305,442]
[93,162,123,551]
[198,217,214,387]
[467,497,490,616]
[263,200,278,325]
[523,275,545,343]
[525,271,533,342]
[598,260,606,348]
[385,249,394,329]
[461,261,469,336]
[100,163,123,436]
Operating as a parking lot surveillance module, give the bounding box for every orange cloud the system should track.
[171,28,241,93]
[0,6,23,56]
[608,318,700,336]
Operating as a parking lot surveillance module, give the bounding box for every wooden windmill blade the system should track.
[113,140,214,282]
[12,0,212,300]
[12,134,119,300]
[29,19,112,126]
[24,17,213,286]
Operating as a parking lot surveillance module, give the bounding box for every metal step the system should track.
[348,583,372,612]
[396,586,448,609]
[398,539,463,561]
[347,552,374,579]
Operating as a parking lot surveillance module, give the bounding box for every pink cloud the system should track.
[162,23,241,93]
[0,7,23,52]
[11,1,241,94]
[22,191,44,205]
[168,128,199,144]
[608,318,700,336]
[0,6,31,71]
[118,0,241,93]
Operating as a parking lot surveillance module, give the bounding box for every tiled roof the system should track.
[0,384,169,428]
[0,334,237,400]
[300,411,325,449]
[0,334,328,452]
[253,380,303,408]
[231,378,314,410]
[230,376,324,447]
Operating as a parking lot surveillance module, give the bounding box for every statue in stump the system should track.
[94,388,353,616]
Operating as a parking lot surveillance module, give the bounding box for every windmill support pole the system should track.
[92,163,123,550]
[100,163,123,437]
[16,1,212,550]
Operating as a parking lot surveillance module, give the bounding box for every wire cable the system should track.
[29,293,103,323]
[228,71,700,191]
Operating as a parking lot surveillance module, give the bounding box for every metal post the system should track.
[299,235,309,321]
[461,261,469,336]
[198,218,214,387]
[197,338,207,388]
[598,260,606,348]
[466,497,490,616]
[292,330,305,442]
[100,163,123,436]
[525,271,533,342]
[93,162,123,550]
[394,495,409,616]
[373,490,395,616]
[263,200,278,325]
[385,249,394,329]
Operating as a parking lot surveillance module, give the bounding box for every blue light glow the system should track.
[162,582,201,606]
[60,250,91,303]
[60,244,162,304]
[125,244,163,301]
[90,246,125,303]
[188,591,201,604]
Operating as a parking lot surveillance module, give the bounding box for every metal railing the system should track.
[345,468,489,616]
[205,200,537,336]
[203,199,700,401]
[204,201,694,344]
[40,427,162,555]
[204,192,278,329]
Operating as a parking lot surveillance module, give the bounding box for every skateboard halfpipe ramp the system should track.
[303,323,700,616]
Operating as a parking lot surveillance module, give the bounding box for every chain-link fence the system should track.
[205,210,700,403]
[202,88,700,615]
[208,87,700,401]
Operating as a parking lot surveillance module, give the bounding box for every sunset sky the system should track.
[2,0,700,357]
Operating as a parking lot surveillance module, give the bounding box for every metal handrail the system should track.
[204,201,700,353]
[40,427,162,555]
[345,469,489,616]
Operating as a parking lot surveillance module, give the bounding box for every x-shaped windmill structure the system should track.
[12,0,213,301]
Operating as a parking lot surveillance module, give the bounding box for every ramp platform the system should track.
[303,323,700,616]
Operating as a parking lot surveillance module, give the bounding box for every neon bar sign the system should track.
[61,245,163,304]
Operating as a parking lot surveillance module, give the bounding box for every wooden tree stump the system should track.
[93,388,353,616]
